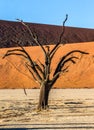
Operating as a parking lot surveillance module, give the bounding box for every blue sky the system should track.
[0,0,94,28]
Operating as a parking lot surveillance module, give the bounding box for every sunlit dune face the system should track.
[0,42,94,89]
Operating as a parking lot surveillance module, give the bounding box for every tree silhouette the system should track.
[3,15,89,110]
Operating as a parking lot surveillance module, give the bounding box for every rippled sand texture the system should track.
[0,89,94,129]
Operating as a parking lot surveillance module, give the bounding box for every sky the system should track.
[0,0,94,29]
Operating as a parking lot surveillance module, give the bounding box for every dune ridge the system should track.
[0,20,94,48]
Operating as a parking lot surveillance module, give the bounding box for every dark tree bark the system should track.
[37,82,50,110]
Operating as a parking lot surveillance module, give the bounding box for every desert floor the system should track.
[0,89,94,130]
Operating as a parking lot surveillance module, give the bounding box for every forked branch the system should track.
[3,45,42,83]
[16,19,46,56]
[50,14,68,57]
[53,50,89,82]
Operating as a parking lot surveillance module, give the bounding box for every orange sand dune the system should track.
[0,42,94,89]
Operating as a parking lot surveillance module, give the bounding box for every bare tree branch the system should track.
[33,62,45,79]
[50,45,60,60]
[16,19,46,57]
[38,59,45,70]
[24,88,27,96]
[3,52,28,59]
[62,65,69,73]
[25,62,40,84]
[50,14,68,56]
[54,50,89,76]
[3,45,42,83]
[3,49,28,59]
[49,72,60,88]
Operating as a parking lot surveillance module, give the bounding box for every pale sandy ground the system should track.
[0,89,94,130]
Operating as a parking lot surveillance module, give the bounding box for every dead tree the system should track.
[3,15,89,110]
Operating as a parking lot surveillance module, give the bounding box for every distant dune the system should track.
[0,42,94,89]
[0,20,94,48]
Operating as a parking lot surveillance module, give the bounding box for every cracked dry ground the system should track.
[0,89,94,129]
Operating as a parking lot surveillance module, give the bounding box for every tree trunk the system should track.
[37,82,50,110]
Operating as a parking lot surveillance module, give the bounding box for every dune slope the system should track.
[0,42,94,88]
[0,20,94,48]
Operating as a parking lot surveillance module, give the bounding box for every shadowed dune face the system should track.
[0,42,94,89]
[0,20,94,48]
